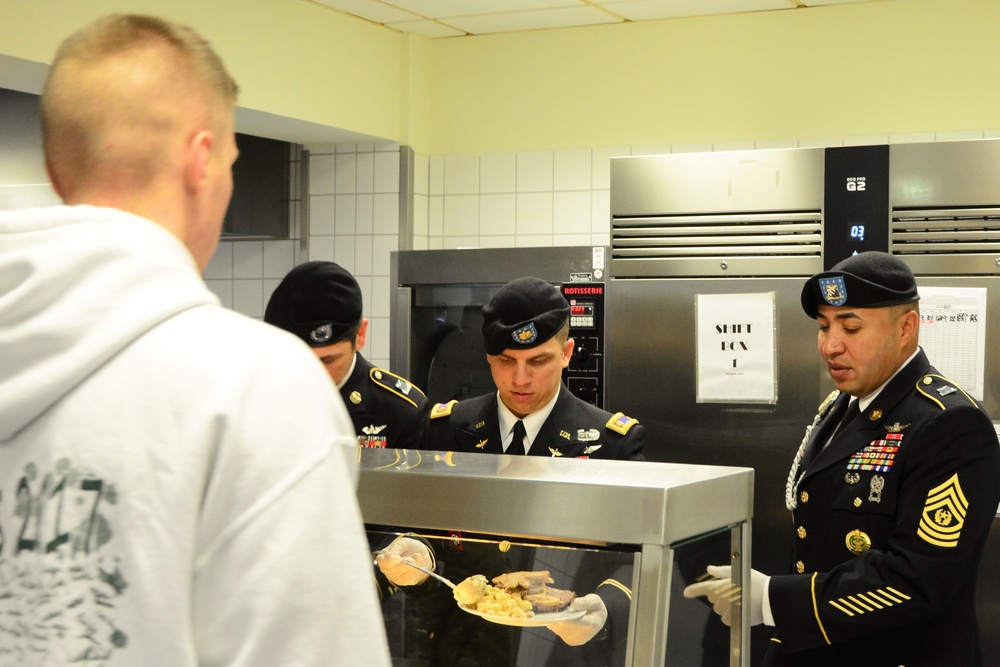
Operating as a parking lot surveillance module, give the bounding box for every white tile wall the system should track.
[207,129,997,371]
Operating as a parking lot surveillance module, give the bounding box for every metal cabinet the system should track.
[358,449,754,666]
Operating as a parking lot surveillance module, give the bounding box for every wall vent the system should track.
[891,206,1000,275]
[611,209,822,278]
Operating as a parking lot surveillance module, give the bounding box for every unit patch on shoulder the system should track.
[606,412,638,435]
[917,473,968,549]
[430,400,458,419]
[371,367,427,408]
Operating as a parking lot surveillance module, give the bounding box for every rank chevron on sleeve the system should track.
[917,473,968,548]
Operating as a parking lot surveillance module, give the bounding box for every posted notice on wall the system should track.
[917,286,987,400]
[696,292,777,404]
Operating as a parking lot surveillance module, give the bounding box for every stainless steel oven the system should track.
[390,246,609,407]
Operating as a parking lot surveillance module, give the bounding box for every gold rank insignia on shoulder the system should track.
[430,400,457,419]
[606,412,638,435]
[917,473,968,548]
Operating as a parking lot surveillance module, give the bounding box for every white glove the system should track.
[547,593,608,646]
[682,565,768,627]
[375,536,433,587]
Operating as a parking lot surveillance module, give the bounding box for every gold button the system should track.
[374,370,383,380]
[854,497,862,507]
[923,376,933,385]
[797,526,807,539]
[800,491,810,503]
[796,560,805,573]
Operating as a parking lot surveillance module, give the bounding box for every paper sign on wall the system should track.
[696,292,777,404]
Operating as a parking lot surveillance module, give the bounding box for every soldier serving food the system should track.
[423,276,645,460]
[685,251,1000,667]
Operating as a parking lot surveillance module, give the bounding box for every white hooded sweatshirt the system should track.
[0,206,390,666]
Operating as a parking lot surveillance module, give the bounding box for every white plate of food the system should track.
[458,605,585,627]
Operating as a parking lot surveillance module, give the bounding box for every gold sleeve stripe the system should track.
[810,572,832,645]
[847,595,874,612]
[828,600,855,616]
[829,587,912,616]
[885,587,911,602]
[597,578,633,600]
[856,593,884,609]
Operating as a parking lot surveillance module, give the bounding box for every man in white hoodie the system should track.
[0,14,390,667]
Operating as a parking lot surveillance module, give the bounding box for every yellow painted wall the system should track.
[0,0,404,144]
[3,0,999,154]
[424,0,1000,153]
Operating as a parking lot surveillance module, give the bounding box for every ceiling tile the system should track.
[385,19,468,38]
[444,6,622,35]
[312,0,423,23]
[387,0,582,19]
[601,0,797,22]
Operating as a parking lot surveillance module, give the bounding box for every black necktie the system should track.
[509,420,527,455]
[837,399,861,434]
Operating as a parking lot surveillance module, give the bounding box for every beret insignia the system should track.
[819,276,847,306]
[512,322,538,345]
[310,323,334,344]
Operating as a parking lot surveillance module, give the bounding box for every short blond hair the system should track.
[41,14,238,195]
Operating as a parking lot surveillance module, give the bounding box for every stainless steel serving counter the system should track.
[358,449,755,666]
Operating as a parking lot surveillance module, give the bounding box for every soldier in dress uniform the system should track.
[424,276,645,460]
[685,251,1000,667]
[265,261,427,449]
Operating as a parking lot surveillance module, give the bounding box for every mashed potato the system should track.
[472,584,534,618]
[453,574,489,606]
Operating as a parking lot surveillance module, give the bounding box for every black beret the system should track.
[801,251,919,318]
[264,261,363,347]
[481,277,570,355]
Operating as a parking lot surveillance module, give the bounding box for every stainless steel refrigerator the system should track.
[608,141,1000,665]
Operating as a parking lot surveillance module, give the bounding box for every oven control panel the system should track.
[561,282,605,407]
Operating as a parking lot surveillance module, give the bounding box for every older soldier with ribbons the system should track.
[685,251,1000,667]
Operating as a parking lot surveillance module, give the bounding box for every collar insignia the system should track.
[559,430,571,440]
[475,421,486,430]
